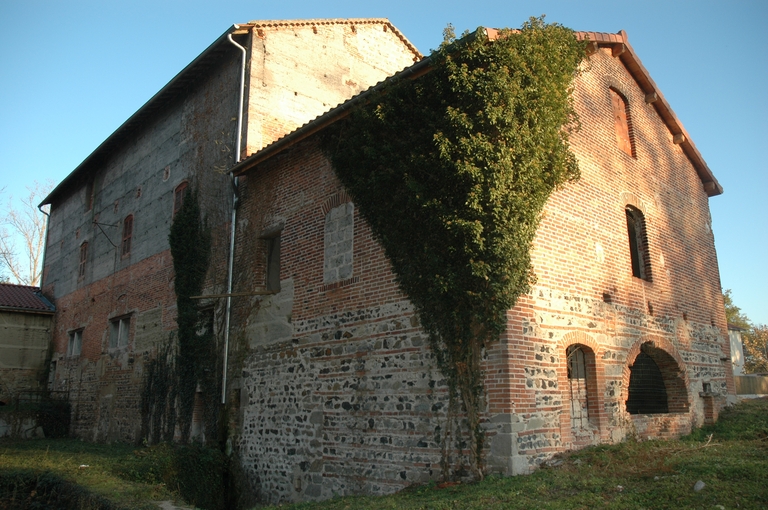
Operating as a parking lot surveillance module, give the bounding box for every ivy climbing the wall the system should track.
[142,185,218,442]
[321,17,585,477]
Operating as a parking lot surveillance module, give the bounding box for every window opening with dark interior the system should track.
[109,316,131,349]
[67,330,83,357]
[625,206,651,281]
[266,234,281,293]
[626,352,669,414]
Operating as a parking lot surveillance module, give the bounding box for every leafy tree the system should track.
[742,325,768,374]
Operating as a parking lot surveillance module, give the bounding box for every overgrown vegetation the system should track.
[141,188,220,446]
[1,398,766,509]
[724,289,768,373]
[265,397,768,510]
[0,439,228,509]
[321,18,585,476]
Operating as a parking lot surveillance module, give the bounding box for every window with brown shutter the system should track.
[122,215,133,257]
[79,242,88,278]
[610,88,635,157]
[174,181,188,215]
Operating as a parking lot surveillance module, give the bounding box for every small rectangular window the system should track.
[266,234,281,293]
[174,182,189,215]
[122,215,133,257]
[79,243,88,279]
[109,317,131,349]
[625,206,652,281]
[67,330,83,357]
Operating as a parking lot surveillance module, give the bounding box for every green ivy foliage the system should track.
[168,188,213,442]
[321,18,585,475]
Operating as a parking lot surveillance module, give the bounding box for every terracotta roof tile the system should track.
[0,283,55,313]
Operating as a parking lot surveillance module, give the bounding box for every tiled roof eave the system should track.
[579,31,722,196]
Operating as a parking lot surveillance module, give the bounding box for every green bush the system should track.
[0,469,119,510]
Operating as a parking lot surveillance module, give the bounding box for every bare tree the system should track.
[0,180,54,286]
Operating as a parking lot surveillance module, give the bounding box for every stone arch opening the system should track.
[626,342,689,414]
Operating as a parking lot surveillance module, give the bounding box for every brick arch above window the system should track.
[619,191,650,215]
[321,189,352,216]
[557,331,602,358]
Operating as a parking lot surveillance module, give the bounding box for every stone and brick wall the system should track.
[42,21,422,445]
[233,45,730,502]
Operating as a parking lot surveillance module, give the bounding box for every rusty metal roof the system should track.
[0,283,55,313]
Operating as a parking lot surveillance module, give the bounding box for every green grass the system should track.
[2,398,767,509]
[0,439,179,509]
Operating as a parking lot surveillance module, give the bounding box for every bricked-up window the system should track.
[78,242,88,279]
[323,202,355,284]
[625,206,651,281]
[109,316,131,349]
[610,88,635,157]
[84,180,94,212]
[265,234,281,293]
[67,329,83,357]
[627,352,669,414]
[122,214,133,257]
[174,181,188,215]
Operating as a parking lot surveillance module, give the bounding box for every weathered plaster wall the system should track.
[244,20,419,154]
[43,22,421,445]
[45,49,244,442]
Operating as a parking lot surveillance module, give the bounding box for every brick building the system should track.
[226,29,731,502]
[39,20,731,504]
[40,19,421,442]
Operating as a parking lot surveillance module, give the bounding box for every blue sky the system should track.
[1,0,766,324]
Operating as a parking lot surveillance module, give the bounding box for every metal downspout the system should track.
[222,28,246,404]
[37,205,50,288]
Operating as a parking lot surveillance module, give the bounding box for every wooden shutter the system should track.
[610,89,633,156]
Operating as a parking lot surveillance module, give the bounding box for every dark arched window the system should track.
[627,352,669,414]
[625,206,651,281]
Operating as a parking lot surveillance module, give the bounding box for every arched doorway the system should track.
[566,344,598,445]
